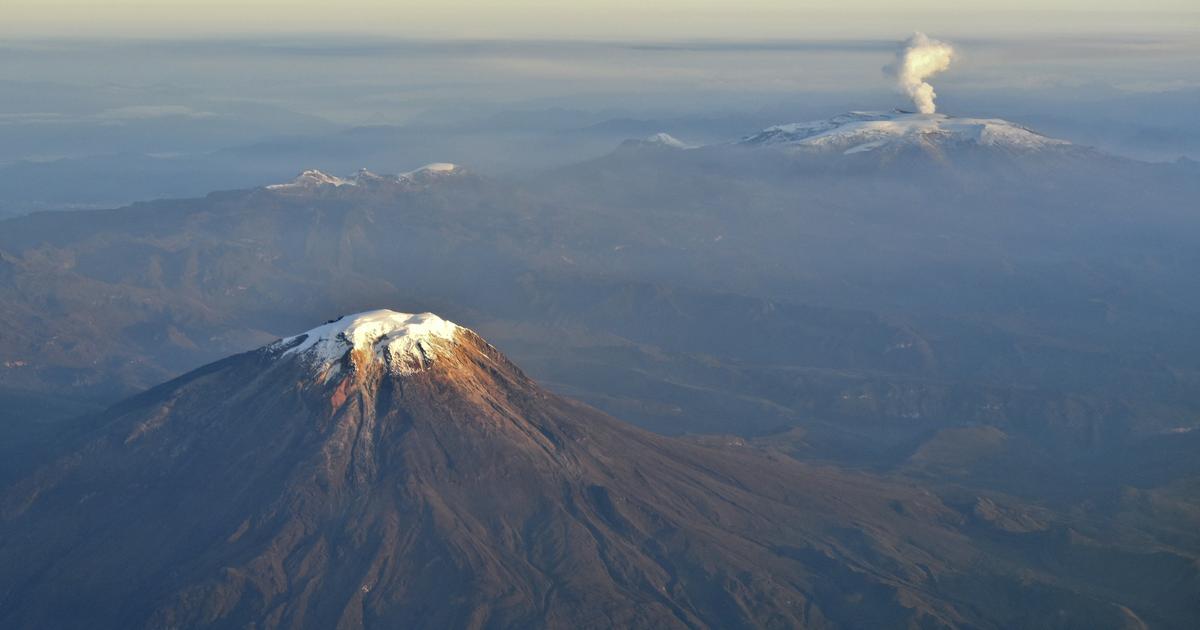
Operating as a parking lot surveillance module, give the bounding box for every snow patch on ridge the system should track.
[276,310,461,377]
[401,163,460,179]
[644,133,694,149]
[621,132,696,151]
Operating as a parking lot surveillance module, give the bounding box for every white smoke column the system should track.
[889,32,955,114]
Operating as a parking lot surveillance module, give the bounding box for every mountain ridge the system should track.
[266,163,466,192]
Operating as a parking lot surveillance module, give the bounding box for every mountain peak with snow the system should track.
[265,164,467,193]
[644,132,694,149]
[265,169,353,191]
[621,132,695,151]
[400,163,462,181]
[352,168,389,184]
[739,111,1070,155]
[274,309,462,378]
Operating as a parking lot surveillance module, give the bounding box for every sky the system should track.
[6,1,1199,39]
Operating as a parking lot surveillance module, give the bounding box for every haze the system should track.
[3,1,1200,627]
[6,1,1199,39]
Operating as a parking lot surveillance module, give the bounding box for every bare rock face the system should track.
[0,311,1176,629]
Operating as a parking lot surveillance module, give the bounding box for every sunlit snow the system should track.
[276,310,461,376]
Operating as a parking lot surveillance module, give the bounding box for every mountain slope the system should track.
[2,310,1193,629]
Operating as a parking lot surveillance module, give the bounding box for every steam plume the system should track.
[888,32,955,114]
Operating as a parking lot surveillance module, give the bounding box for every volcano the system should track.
[736,111,1072,155]
[0,310,1179,629]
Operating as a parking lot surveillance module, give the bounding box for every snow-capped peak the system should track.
[739,111,1070,155]
[265,164,466,193]
[621,132,695,151]
[353,168,388,183]
[400,163,461,179]
[644,132,694,149]
[266,169,353,191]
[275,310,462,377]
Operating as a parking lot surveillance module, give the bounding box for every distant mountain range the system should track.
[3,109,1198,441]
[621,110,1077,157]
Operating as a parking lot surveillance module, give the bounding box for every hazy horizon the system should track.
[6,1,1199,39]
